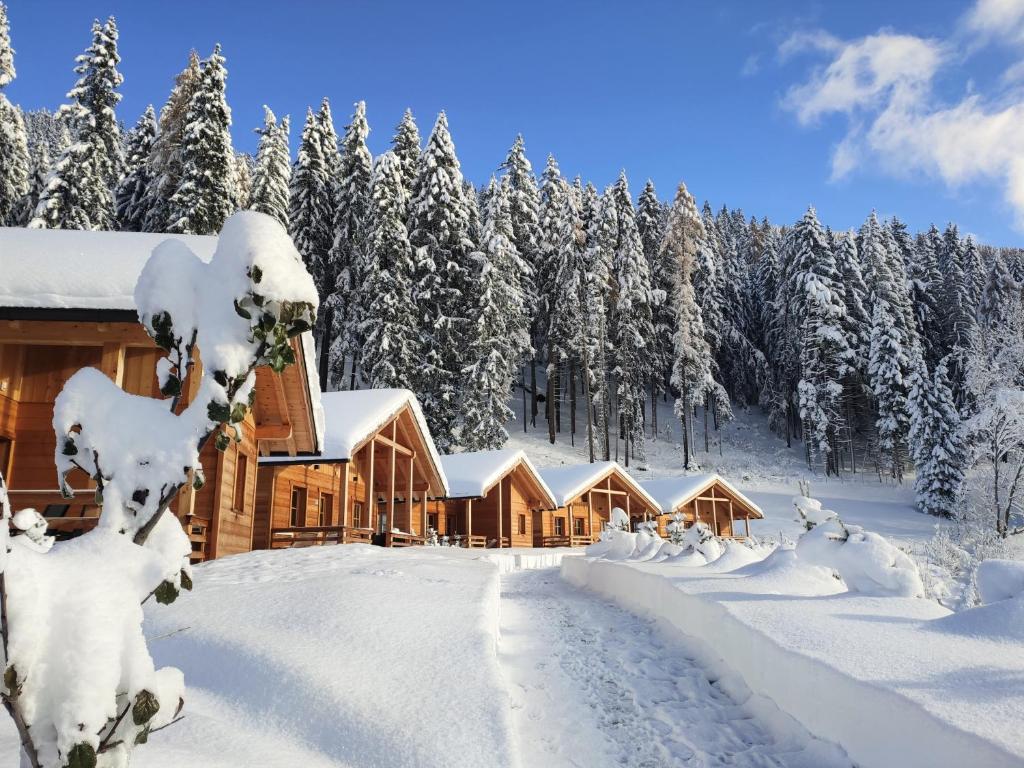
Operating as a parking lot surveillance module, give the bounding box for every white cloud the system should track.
[741,54,761,77]
[781,0,1024,227]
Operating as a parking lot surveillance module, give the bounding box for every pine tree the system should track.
[327,101,373,389]
[665,182,712,469]
[407,112,476,449]
[31,18,123,230]
[833,230,871,375]
[0,2,27,226]
[391,108,420,212]
[637,180,673,435]
[233,151,254,209]
[143,51,201,232]
[961,236,985,312]
[979,250,1017,330]
[249,106,291,228]
[15,139,47,225]
[289,107,333,282]
[359,151,417,390]
[583,185,616,461]
[791,208,854,473]
[114,105,157,231]
[500,135,542,425]
[458,179,527,450]
[908,226,944,366]
[908,357,965,517]
[167,45,235,235]
[610,171,655,467]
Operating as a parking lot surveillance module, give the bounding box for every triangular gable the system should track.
[641,474,764,519]
[538,461,662,512]
[439,449,556,508]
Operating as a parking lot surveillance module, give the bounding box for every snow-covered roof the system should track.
[0,226,217,310]
[537,461,662,511]
[641,474,764,519]
[439,449,557,507]
[261,388,449,495]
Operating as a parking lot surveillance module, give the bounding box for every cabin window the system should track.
[518,514,526,535]
[319,493,333,526]
[428,513,438,531]
[554,516,565,536]
[573,517,584,536]
[290,486,307,527]
[353,502,363,529]
[0,437,10,477]
[233,453,248,512]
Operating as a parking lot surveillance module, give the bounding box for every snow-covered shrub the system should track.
[795,518,925,598]
[666,512,687,544]
[425,527,439,546]
[2,211,316,768]
[975,559,1024,605]
[681,521,723,562]
[792,493,838,531]
[607,507,629,532]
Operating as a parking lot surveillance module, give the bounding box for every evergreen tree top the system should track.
[0,2,14,89]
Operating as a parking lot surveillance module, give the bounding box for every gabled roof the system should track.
[260,388,449,496]
[537,461,662,511]
[0,227,217,310]
[439,449,557,507]
[641,474,764,519]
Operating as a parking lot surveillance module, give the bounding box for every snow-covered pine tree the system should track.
[791,208,854,474]
[359,151,417,390]
[14,139,47,225]
[961,236,985,312]
[583,185,616,461]
[142,51,201,232]
[500,135,542,426]
[391,108,420,215]
[289,107,332,280]
[0,2,28,227]
[610,171,655,467]
[233,151,254,209]
[326,101,373,390]
[407,111,476,449]
[979,250,1017,330]
[458,178,528,450]
[665,182,712,470]
[907,226,944,366]
[114,105,157,231]
[545,181,586,445]
[31,17,123,230]
[249,106,291,228]
[316,97,341,183]
[167,45,235,235]
[908,357,965,517]
[537,155,567,439]
[637,180,672,436]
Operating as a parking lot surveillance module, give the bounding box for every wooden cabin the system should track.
[255,389,448,549]
[430,449,557,548]
[535,461,662,547]
[0,227,323,563]
[641,474,764,538]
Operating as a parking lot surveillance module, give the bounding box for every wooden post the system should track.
[497,476,504,547]
[100,342,126,387]
[745,516,750,538]
[711,497,718,536]
[728,499,734,538]
[587,491,594,540]
[408,455,414,534]
[341,461,350,529]
[467,498,473,545]
[367,438,376,533]
[421,493,428,539]
[387,422,396,537]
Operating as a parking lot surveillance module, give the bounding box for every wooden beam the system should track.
[367,438,376,533]
[408,454,414,534]
[254,423,293,440]
[497,476,503,548]
[421,491,427,538]
[387,421,396,536]
[467,498,473,539]
[372,430,414,457]
[728,500,734,537]
[341,461,350,528]
[0,319,154,347]
[587,491,594,540]
[711,496,718,536]
[100,342,126,387]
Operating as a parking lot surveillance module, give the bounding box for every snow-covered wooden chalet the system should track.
[641,474,764,538]
[431,449,557,547]
[256,389,448,549]
[536,461,662,546]
[0,227,323,562]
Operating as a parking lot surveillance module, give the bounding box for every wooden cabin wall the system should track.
[260,462,344,534]
[507,473,535,547]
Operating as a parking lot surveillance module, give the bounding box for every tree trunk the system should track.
[547,369,556,445]
[570,363,577,438]
[317,304,334,392]
[530,357,538,427]
[681,382,691,470]
[583,354,595,463]
[348,349,360,391]
[522,365,528,433]
[703,393,710,453]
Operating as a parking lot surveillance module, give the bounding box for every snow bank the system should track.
[976,559,1024,604]
[562,556,1024,767]
[477,547,583,574]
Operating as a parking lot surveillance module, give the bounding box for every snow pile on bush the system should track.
[976,559,1024,605]
[2,212,317,768]
[795,518,925,598]
[792,494,838,530]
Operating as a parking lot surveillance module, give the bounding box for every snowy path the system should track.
[499,568,850,768]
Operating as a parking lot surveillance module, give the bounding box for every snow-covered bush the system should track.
[680,521,723,562]
[795,518,924,598]
[666,512,687,544]
[606,507,629,532]
[425,527,439,546]
[792,492,838,531]
[2,211,317,768]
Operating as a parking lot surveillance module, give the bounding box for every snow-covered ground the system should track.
[500,567,849,767]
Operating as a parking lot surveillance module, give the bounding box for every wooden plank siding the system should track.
[0,318,317,562]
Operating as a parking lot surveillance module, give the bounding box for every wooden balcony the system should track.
[269,525,391,549]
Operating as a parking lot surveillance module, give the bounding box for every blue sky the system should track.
[5,0,1023,245]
